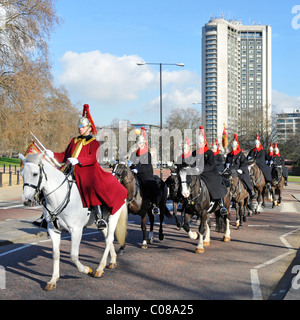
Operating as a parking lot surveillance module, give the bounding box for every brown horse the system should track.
[223,168,250,229]
[270,165,285,207]
[248,161,267,213]
[112,162,172,250]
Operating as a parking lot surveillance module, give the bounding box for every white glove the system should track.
[226,163,230,168]
[237,169,243,174]
[68,158,79,166]
[46,150,54,158]
[131,169,138,174]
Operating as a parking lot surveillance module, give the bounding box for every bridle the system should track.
[179,168,202,205]
[112,163,140,204]
[23,161,75,223]
[23,163,47,203]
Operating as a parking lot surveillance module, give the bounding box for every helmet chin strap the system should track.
[80,124,92,136]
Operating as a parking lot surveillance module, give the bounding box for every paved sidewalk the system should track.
[0,182,300,300]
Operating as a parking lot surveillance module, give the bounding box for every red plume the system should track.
[83,104,97,135]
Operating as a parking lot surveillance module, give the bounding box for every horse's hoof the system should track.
[86,267,93,275]
[195,248,205,254]
[108,263,117,269]
[94,270,104,278]
[141,244,148,250]
[159,234,164,241]
[235,221,240,227]
[44,283,56,291]
[203,241,210,247]
[147,238,154,244]
[223,236,231,242]
[277,203,281,207]
[118,248,125,256]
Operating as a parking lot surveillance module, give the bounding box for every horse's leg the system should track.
[94,214,118,278]
[223,217,231,242]
[261,187,266,207]
[173,202,181,228]
[45,227,61,291]
[195,214,207,254]
[237,204,243,230]
[70,228,93,275]
[235,206,240,227]
[278,187,282,206]
[183,213,198,240]
[203,219,210,247]
[271,187,276,208]
[158,206,164,241]
[147,211,154,244]
[141,214,148,249]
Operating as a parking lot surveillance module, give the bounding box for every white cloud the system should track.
[58,50,156,104]
[57,50,201,124]
[272,90,300,114]
[58,50,200,106]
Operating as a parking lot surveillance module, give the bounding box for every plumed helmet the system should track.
[78,104,97,135]
[255,135,261,145]
[197,126,207,145]
[136,127,149,148]
[78,116,90,129]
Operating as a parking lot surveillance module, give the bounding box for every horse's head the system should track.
[166,166,181,200]
[112,161,130,183]
[19,153,47,204]
[272,165,282,183]
[179,166,195,199]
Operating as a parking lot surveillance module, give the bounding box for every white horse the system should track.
[19,153,128,291]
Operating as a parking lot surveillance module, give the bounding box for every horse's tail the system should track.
[215,210,226,233]
[115,202,128,247]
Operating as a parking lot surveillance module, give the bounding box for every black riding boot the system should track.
[92,206,107,230]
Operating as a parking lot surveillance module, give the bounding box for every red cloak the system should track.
[54,137,127,214]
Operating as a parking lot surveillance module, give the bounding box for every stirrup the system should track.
[96,219,107,230]
[220,206,228,216]
[152,206,160,215]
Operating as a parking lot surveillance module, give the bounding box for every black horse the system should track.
[112,162,172,250]
[178,166,231,254]
[270,165,285,207]
[165,164,184,228]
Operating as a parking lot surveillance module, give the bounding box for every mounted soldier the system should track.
[272,143,288,186]
[211,139,224,174]
[225,134,256,200]
[191,126,228,215]
[265,142,274,166]
[45,104,127,230]
[129,127,161,215]
[247,135,272,189]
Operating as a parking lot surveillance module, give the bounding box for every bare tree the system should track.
[165,107,202,133]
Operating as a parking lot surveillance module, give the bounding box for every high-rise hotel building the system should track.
[202,18,272,145]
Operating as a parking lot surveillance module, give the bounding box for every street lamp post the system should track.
[137,62,184,179]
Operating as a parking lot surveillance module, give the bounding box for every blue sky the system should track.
[49,0,300,127]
